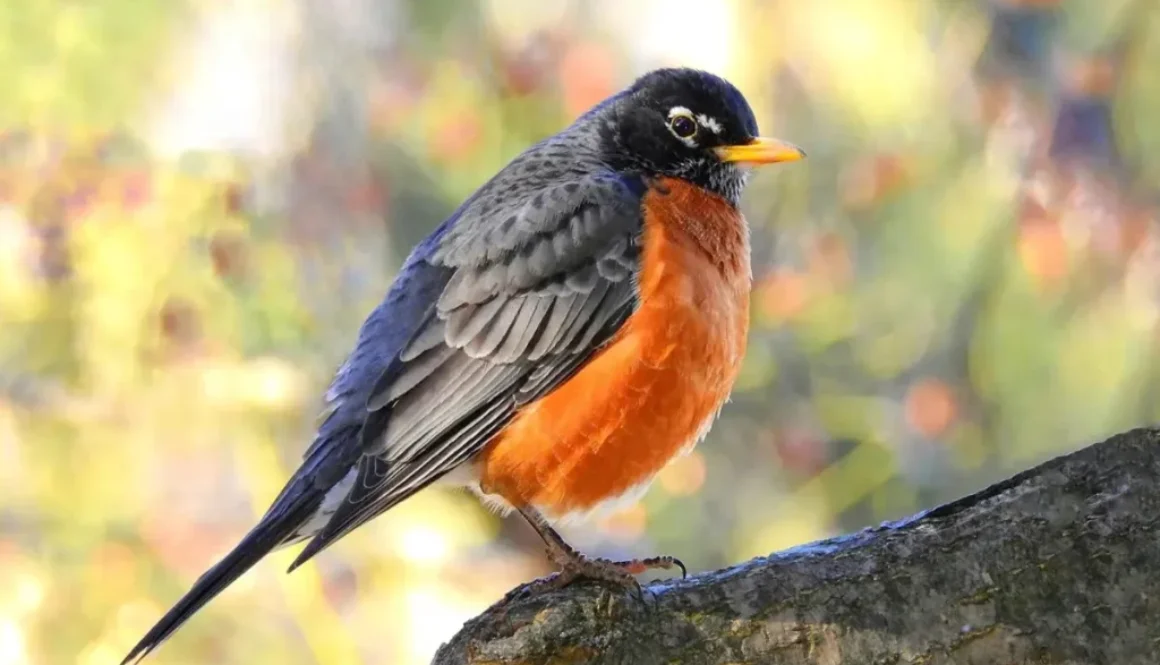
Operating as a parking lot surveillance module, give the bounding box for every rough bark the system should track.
[433,427,1160,665]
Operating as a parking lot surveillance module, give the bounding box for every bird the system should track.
[122,67,804,663]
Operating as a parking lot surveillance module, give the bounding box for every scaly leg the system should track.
[506,504,686,600]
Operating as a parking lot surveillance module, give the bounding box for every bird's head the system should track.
[597,68,804,204]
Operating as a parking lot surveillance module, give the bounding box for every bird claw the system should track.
[620,555,687,580]
[601,556,685,604]
[501,550,685,605]
[507,505,684,606]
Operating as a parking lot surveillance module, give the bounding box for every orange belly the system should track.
[476,178,752,521]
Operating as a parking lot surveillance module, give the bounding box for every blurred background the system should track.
[1,0,1159,663]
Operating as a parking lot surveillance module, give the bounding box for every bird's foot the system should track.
[501,553,686,605]
[500,505,685,607]
[611,555,688,578]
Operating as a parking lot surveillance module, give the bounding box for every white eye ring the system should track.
[666,106,699,146]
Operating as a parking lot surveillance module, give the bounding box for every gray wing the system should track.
[290,171,645,567]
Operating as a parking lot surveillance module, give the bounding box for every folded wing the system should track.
[289,171,645,567]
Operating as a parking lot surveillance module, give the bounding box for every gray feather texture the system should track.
[289,116,648,563]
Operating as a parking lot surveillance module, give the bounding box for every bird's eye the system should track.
[668,113,698,140]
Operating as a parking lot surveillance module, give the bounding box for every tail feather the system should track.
[121,492,321,664]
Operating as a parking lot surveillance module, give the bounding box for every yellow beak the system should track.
[715,137,806,165]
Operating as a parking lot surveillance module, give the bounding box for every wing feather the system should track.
[289,172,645,568]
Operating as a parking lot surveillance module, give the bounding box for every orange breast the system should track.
[477,178,752,520]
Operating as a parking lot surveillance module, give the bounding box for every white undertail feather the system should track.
[543,476,655,526]
[284,467,356,544]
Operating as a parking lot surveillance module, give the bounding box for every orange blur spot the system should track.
[559,43,616,118]
[809,232,853,286]
[429,113,484,163]
[757,269,809,322]
[842,153,913,210]
[657,451,707,497]
[1017,220,1068,289]
[905,378,958,438]
[598,502,649,541]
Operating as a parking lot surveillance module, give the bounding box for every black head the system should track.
[597,68,804,204]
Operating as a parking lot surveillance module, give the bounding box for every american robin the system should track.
[123,67,804,662]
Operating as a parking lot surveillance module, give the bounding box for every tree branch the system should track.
[433,428,1160,665]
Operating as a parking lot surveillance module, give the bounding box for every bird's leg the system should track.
[508,504,686,600]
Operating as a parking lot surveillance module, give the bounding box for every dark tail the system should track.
[121,487,322,664]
